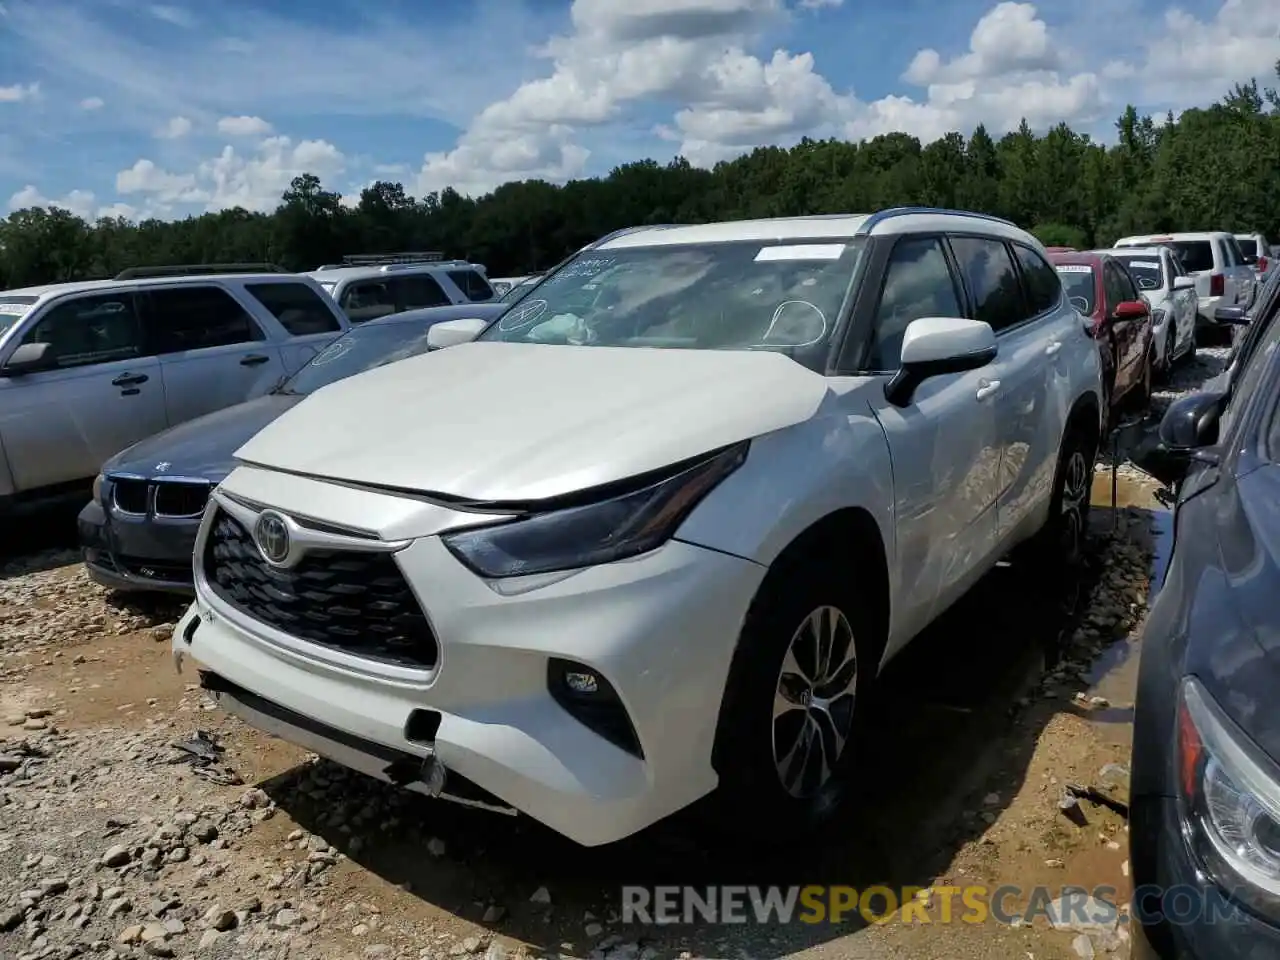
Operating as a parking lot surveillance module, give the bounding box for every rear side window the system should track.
[867,236,963,370]
[21,293,146,369]
[142,286,263,353]
[246,282,342,335]
[1171,241,1214,273]
[1012,244,1061,316]
[340,281,398,322]
[448,270,495,302]
[392,275,451,310]
[949,237,1026,332]
[1236,236,1260,264]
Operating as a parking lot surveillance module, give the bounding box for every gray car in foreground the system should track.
[78,302,508,593]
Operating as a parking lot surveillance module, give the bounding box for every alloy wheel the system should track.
[772,606,858,798]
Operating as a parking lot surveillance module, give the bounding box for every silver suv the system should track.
[307,253,496,321]
[0,268,349,510]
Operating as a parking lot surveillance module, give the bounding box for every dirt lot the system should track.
[0,349,1228,960]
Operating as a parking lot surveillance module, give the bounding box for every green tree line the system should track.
[3,71,1278,291]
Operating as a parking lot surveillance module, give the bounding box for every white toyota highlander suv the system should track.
[172,208,1104,847]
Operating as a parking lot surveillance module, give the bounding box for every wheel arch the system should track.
[709,505,891,775]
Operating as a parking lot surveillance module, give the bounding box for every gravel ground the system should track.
[0,375,1192,960]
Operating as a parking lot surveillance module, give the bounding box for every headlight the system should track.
[1151,307,1168,326]
[442,441,749,578]
[92,474,105,504]
[1178,676,1280,919]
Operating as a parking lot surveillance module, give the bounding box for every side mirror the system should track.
[1131,390,1226,488]
[1173,276,1196,291]
[0,341,52,376]
[1114,300,1150,321]
[885,317,997,407]
[426,317,488,350]
[1214,304,1249,326]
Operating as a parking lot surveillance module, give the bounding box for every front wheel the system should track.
[711,558,878,841]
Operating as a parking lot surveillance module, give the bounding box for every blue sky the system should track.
[0,0,1276,221]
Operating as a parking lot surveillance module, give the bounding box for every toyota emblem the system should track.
[254,511,291,565]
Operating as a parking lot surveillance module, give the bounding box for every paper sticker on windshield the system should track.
[0,302,32,316]
[1127,260,1160,269]
[310,338,353,366]
[1055,265,1093,274]
[755,244,846,262]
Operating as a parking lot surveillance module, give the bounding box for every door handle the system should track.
[240,354,270,367]
[111,373,149,387]
[1045,341,1062,356]
[975,379,1001,401]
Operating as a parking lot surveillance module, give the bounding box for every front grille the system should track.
[154,480,211,518]
[112,479,149,514]
[202,508,438,670]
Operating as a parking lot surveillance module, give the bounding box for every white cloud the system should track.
[0,81,39,103]
[113,136,346,216]
[217,115,273,136]
[1106,0,1280,106]
[148,5,194,28]
[154,115,193,139]
[903,2,1059,85]
[797,0,842,8]
[79,95,105,110]
[8,184,96,219]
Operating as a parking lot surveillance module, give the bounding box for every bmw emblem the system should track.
[254,511,291,565]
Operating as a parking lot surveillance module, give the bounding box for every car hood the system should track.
[235,341,833,502]
[106,394,304,481]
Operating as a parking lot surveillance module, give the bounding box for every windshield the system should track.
[1054,264,1096,315]
[278,320,436,395]
[0,296,37,339]
[478,240,865,367]
[1114,255,1164,292]
[499,278,540,304]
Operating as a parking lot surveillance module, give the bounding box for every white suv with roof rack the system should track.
[173,208,1103,848]
[1114,232,1256,337]
[0,265,349,512]
[308,253,496,322]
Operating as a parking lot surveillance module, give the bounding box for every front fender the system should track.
[675,401,894,572]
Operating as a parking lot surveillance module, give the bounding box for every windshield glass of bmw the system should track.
[0,296,37,339]
[279,321,434,395]
[1114,255,1165,292]
[477,240,866,369]
[1054,264,1097,315]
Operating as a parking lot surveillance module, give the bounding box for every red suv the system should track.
[1050,250,1154,432]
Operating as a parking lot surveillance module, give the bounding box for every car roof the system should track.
[1109,246,1168,258]
[1049,251,1104,267]
[1,272,311,301]
[1116,231,1230,244]
[361,302,508,328]
[306,263,481,284]
[594,207,1037,250]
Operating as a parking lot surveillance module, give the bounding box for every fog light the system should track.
[565,671,599,695]
[547,658,643,758]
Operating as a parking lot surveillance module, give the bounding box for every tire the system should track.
[1026,418,1098,570]
[710,554,879,842]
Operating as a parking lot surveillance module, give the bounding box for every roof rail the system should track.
[377,259,472,273]
[856,207,1017,235]
[113,263,286,281]
[341,252,445,266]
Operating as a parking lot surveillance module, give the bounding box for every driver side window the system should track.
[22,293,146,370]
[866,236,963,371]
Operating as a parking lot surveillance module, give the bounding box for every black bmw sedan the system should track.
[78,302,507,594]
[1130,264,1280,957]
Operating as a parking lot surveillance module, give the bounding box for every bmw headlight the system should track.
[1151,306,1168,327]
[1178,676,1280,919]
[442,441,749,578]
